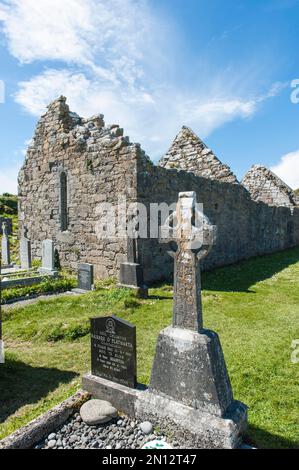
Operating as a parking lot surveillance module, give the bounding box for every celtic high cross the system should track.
[160,192,216,332]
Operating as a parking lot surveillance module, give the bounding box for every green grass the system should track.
[0,193,17,216]
[1,248,299,448]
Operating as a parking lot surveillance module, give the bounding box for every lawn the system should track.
[0,247,299,448]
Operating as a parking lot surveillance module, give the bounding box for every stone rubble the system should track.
[35,413,174,450]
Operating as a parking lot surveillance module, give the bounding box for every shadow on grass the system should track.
[149,247,299,294]
[247,424,299,449]
[202,247,299,293]
[148,295,173,301]
[0,357,78,424]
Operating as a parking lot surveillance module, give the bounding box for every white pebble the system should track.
[139,422,153,435]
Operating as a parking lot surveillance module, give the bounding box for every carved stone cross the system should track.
[127,220,138,264]
[22,225,29,239]
[160,192,216,332]
[2,221,8,237]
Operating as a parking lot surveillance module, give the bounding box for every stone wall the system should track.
[18,97,143,278]
[19,97,299,283]
[136,154,299,282]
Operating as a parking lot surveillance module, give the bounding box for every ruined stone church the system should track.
[18,96,299,282]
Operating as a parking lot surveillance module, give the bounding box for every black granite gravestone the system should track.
[78,263,94,291]
[91,315,137,389]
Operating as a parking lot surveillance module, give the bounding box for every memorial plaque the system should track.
[78,263,94,291]
[91,315,137,389]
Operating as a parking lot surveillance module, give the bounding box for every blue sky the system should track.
[0,0,298,193]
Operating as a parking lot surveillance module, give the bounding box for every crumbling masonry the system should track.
[18,97,299,282]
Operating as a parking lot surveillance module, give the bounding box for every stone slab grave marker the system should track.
[39,240,58,276]
[83,192,247,448]
[1,221,11,267]
[72,263,94,293]
[118,217,148,298]
[20,226,32,270]
[91,315,137,389]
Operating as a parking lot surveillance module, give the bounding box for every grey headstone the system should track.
[1,222,11,266]
[40,240,57,275]
[78,263,94,291]
[20,227,32,270]
[119,262,144,287]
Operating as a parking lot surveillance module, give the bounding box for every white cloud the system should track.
[271,150,299,190]
[180,99,256,136]
[0,0,160,86]
[15,68,274,160]
[1,0,286,172]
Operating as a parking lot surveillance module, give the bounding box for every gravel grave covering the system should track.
[35,414,178,450]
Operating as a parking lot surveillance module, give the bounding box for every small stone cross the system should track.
[2,221,8,237]
[1,220,11,266]
[22,225,29,239]
[127,224,138,264]
[160,192,216,332]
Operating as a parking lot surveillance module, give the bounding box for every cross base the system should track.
[82,374,247,449]
[149,327,234,417]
